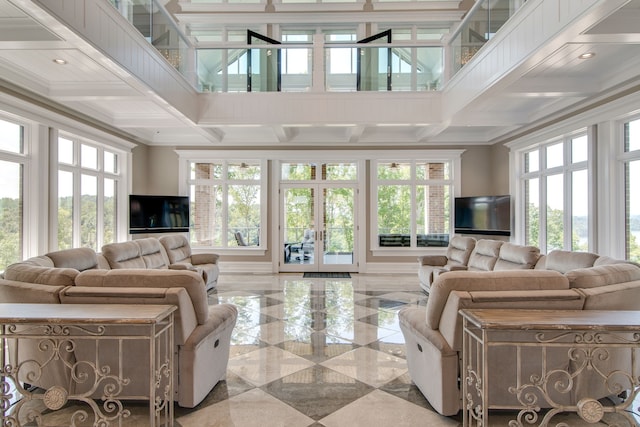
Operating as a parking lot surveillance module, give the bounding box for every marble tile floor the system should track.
[7,273,640,426]
[176,273,640,427]
[175,273,449,427]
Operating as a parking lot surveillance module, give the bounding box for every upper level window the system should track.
[188,160,266,249]
[519,132,591,253]
[373,159,454,249]
[56,135,122,250]
[0,117,25,271]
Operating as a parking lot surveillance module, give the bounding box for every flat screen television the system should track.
[129,195,190,234]
[454,195,511,236]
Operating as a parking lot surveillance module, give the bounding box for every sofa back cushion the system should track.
[467,240,504,271]
[543,250,599,273]
[74,269,208,325]
[565,263,640,289]
[3,262,78,287]
[45,248,99,271]
[426,269,569,330]
[101,241,145,269]
[136,238,170,269]
[494,243,540,270]
[446,235,476,265]
[159,234,192,264]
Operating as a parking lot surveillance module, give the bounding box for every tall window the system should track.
[373,160,453,248]
[0,117,25,271]
[188,160,265,248]
[56,135,121,250]
[623,117,640,262]
[520,133,590,253]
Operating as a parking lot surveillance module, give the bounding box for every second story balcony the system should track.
[109,0,526,94]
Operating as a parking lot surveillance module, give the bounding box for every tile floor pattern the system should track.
[6,273,640,426]
[173,273,453,427]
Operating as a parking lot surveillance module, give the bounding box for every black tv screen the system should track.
[454,195,511,236]
[129,195,190,234]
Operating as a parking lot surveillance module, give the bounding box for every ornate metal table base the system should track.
[1,304,175,427]
[461,309,640,427]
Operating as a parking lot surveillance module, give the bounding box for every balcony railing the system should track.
[108,0,526,93]
[108,0,190,73]
[448,0,527,74]
[196,45,443,93]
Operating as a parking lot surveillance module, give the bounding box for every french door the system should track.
[280,182,357,272]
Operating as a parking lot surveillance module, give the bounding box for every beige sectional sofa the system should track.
[402,241,640,416]
[418,236,540,292]
[101,235,219,291]
[0,239,233,408]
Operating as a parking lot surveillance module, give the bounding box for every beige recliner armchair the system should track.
[61,269,236,408]
[418,235,475,292]
[159,234,219,291]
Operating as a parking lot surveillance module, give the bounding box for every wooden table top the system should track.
[0,303,176,324]
[459,309,640,331]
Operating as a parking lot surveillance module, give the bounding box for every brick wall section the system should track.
[428,163,446,233]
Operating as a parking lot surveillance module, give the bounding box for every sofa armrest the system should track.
[0,278,65,303]
[190,253,219,265]
[169,263,198,272]
[184,304,238,345]
[444,263,468,272]
[418,255,448,266]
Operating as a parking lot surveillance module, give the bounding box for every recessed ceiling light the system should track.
[578,52,595,60]
[52,58,67,65]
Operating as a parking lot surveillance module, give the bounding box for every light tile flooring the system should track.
[173,273,453,427]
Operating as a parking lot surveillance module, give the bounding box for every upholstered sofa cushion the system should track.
[3,262,78,287]
[565,263,640,289]
[136,237,170,269]
[45,247,100,271]
[494,242,540,270]
[445,235,476,265]
[0,279,65,303]
[159,234,192,264]
[543,250,599,273]
[191,253,219,265]
[74,269,209,325]
[101,240,145,269]
[467,239,504,271]
[60,286,196,346]
[426,269,569,330]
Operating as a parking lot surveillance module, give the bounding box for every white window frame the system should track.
[52,131,127,250]
[0,113,31,268]
[513,128,593,253]
[178,153,268,255]
[371,153,461,255]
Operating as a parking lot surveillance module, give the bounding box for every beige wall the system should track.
[460,146,496,196]
[133,144,510,264]
[132,145,180,195]
[131,144,149,194]
[147,147,180,195]
[491,143,510,195]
